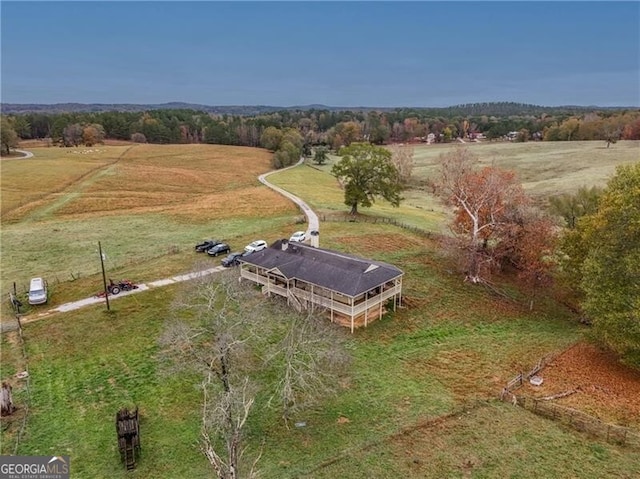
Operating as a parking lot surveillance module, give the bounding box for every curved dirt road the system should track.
[258,158,320,247]
[15,149,34,158]
[1,149,34,160]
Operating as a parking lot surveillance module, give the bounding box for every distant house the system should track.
[239,240,404,332]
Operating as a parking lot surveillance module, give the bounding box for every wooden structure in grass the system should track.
[116,407,141,470]
[240,240,403,332]
[1,382,15,416]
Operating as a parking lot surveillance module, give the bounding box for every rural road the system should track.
[8,156,320,324]
[258,157,320,247]
[0,149,34,160]
[15,149,34,158]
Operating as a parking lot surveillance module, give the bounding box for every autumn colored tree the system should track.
[332,142,402,215]
[82,124,105,146]
[496,207,558,308]
[435,148,553,285]
[328,121,362,150]
[622,117,640,140]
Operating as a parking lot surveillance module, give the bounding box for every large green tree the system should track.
[1,118,19,155]
[564,163,640,366]
[332,142,402,215]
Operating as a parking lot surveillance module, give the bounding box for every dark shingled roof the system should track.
[240,240,403,297]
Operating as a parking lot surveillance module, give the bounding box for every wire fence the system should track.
[3,316,33,455]
[499,347,640,449]
[320,214,435,238]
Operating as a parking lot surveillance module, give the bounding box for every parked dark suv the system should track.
[195,239,222,252]
[221,252,245,267]
[207,243,231,257]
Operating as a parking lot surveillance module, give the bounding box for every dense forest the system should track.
[2,102,639,166]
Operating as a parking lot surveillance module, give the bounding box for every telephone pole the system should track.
[98,241,110,311]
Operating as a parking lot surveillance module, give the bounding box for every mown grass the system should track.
[268,163,448,232]
[2,142,639,477]
[5,223,633,478]
[1,286,211,478]
[1,213,295,306]
[304,401,640,478]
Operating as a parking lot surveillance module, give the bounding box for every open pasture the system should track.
[1,146,131,219]
[2,222,638,478]
[0,144,297,308]
[409,140,640,198]
[283,141,638,226]
[269,164,449,232]
[1,142,639,477]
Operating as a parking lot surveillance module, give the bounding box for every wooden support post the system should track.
[331,291,334,323]
[365,293,369,327]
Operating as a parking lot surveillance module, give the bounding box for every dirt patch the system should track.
[521,342,640,428]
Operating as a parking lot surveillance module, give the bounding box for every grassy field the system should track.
[272,141,638,228]
[268,164,449,232]
[1,141,639,478]
[1,144,298,310]
[2,224,638,478]
[408,140,640,199]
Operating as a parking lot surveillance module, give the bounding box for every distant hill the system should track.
[1,101,636,116]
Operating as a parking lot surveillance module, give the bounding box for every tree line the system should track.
[2,106,639,158]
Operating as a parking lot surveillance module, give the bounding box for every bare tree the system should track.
[201,376,261,479]
[160,270,350,476]
[266,308,348,425]
[63,123,83,147]
[389,144,414,185]
[1,382,15,416]
[160,272,262,479]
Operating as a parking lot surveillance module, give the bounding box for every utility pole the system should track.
[98,241,110,311]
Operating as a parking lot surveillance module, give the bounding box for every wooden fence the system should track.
[499,348,640,449]
[516,396,640,448]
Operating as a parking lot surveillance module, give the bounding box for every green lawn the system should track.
[2,143,639,478]
[268,164,448,232]
[5,223,636,478]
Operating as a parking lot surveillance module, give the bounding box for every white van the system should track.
[28,277,48,305]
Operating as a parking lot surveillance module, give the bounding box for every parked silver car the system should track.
[244,240,267,254]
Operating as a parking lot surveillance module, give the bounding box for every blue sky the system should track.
[1,1,639,107]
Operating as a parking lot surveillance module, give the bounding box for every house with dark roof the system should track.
[239,240,404,332]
